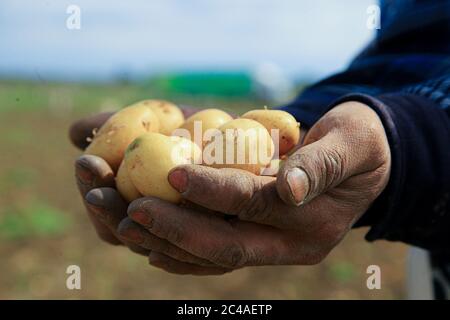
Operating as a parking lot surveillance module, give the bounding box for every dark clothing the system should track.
[281,0,450,298]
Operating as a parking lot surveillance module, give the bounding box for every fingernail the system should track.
[85,190,106,219]
[286,167,309,205]
[85,189,104,207]
[168,169,188,193]
[131,211,153,228]
[119,225,144,244]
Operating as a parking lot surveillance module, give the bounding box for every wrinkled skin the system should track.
[70,102,391,275]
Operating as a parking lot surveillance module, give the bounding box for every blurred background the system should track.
[0,0,407,299]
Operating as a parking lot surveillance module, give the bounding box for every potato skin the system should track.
[205,118,274,175]
[125,133,201,203]
[134,99,184,135]
[84,104,159,172]
[116,160,142,203]
[241,109,300,156]
[178,109,233,147]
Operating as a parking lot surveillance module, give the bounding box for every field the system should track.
[0,80,407,299]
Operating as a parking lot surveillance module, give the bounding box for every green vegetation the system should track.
[0,167,37,190]
[0,201,70,240]
[328,262,356,283]
[0,79,270,116]
[148,72,253,97]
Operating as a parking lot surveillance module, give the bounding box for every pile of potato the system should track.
[85,99,300,204]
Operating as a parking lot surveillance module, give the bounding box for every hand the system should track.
[71,112,150,254]
[122,101,391,274]
[70,106,233,273]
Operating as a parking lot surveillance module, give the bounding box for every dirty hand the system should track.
[69,107,211,261]
[123,101,391,274]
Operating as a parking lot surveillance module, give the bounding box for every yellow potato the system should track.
[205,118,274,175]
[85,104,159,172]
[133,99,184,135]
[116,160,142,203]
[125,133,201,203]
[178,109,233,147]
[241,109,300,156]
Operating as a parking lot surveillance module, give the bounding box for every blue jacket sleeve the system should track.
[279,0,450,253]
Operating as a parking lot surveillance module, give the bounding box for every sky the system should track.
[0,0,376,82]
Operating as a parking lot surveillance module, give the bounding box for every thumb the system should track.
[276,132,350,206]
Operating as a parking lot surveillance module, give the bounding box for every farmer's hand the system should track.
[70,112,122,244]
[70,107,233,273]
[122,101,391,274]
[70,112,148,255]
[69,107,196,251]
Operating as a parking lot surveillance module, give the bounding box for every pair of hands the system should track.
[70,102,391,275]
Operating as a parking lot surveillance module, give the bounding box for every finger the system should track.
[167,160,359,233]
[69,112,114,150]
[75,155,115,196]
[180,201,229,220]
[148,252,232,276]
[87,214,122,246]
[128,197,308,268]
[276,131,354,206]
[128,244,151,256]
[75,155,118,245]
[85,188,128,227]
[118,218,218,267]
[167,165,273,214]
[168,165,283,223]
[167,163,335,232]
[277,125,351,206]
[85,187,149,255]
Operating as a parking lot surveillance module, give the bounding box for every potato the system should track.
[241,109,300,156]
[125,132,201,203]
[133,99,184,135]
[204,118,274,175]
[85,104,159,172]
[178,109,233,147]
[116,160,142,203]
